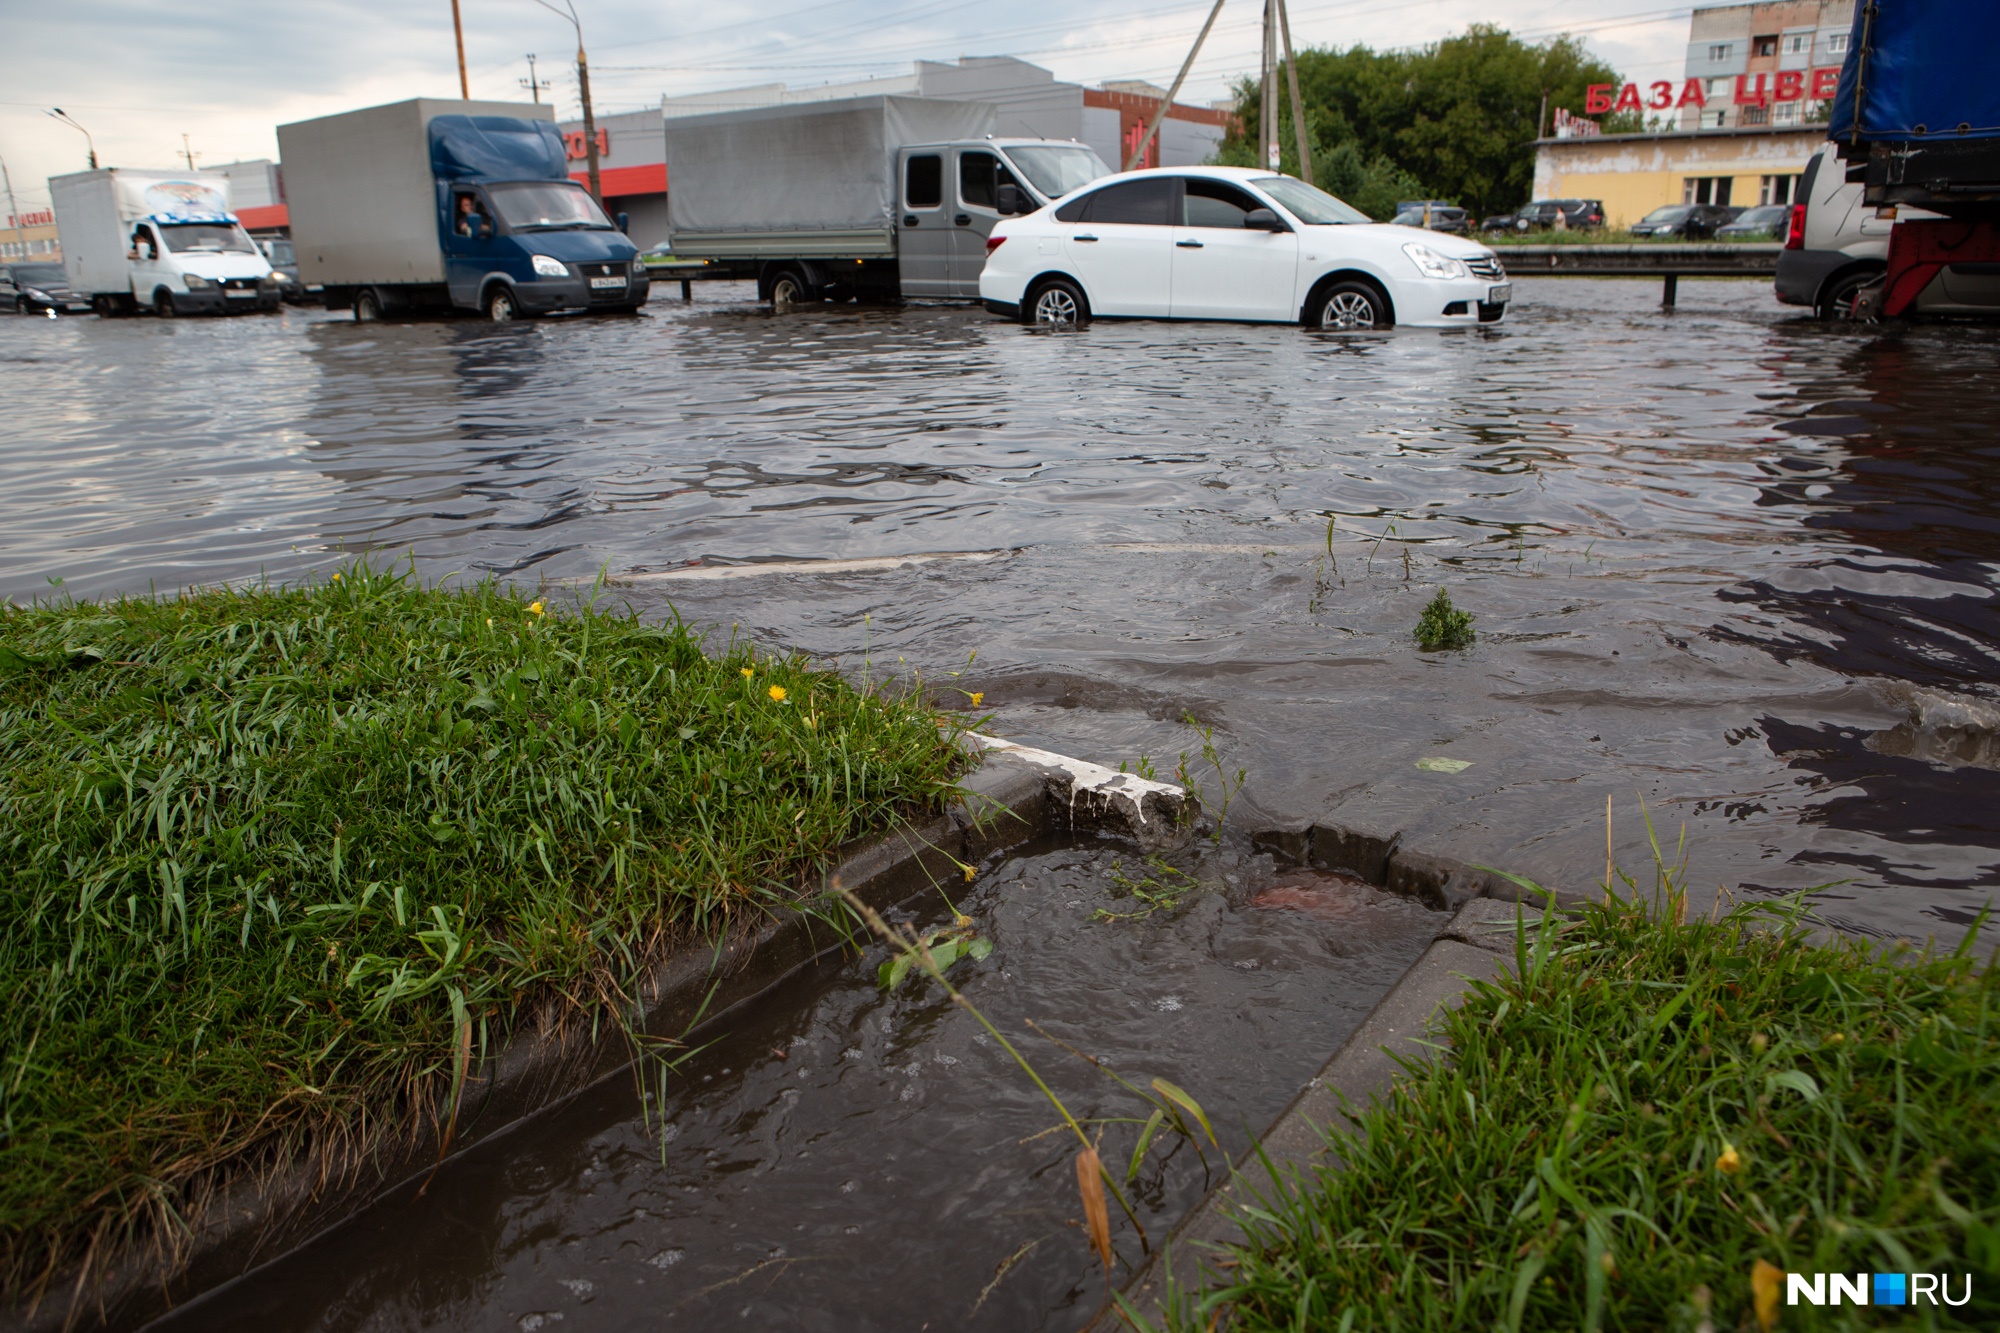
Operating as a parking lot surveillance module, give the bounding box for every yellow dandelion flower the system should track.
[1716,1143,1743,1175]
[331,572,342,582]
[1826,1031,1845,1045]
[962,865,976,883]
[527,600,544,616]
[1751,1260,1783,1331]
[969,692,984,707]
[768,685,787,702]
[741,666,755,679]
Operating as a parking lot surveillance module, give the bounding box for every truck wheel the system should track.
[484,287,517,322]
[769,268,813,307]
[1025,277,1088,327]
[154,288,178,318]
[1310,280,1391,331]
[1817,268,1882,321]
[354,289,383,323]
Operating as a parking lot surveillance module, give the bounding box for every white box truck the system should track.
[664,95,1112,303]
[278,98,648,321]
[50,169,280,316]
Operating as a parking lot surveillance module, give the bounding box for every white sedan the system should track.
[978,166,1510,330]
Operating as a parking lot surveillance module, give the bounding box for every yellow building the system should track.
[1531,125,1826,229]
[2,207,61,262]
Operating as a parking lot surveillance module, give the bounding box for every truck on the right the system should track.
[1778,1,2000,319]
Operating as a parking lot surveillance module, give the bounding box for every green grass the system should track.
[1485,229,1780,246]
[1154,891,2000,1331]
[0,564,969,1298]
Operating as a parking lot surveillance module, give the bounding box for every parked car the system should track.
[1714,204,1790,240]
[1389,204,1470,234]
[1,262,92,314]
[980,167,1510,330]
[1629,204,1740,239]
[256,238,313,304]
[1775,140,2000,319]
[1480,199,1604,233]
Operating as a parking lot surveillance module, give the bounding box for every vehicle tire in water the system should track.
[154,288,177,318]
[354,289,383,323]
[484,286,517,322]
[769,268,812,308]
[1025,277,1088,328]
[1311,280,1390,331]
[1818,268,1881,321]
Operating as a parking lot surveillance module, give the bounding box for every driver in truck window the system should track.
[129,226,157,260]
[455,193,480,237]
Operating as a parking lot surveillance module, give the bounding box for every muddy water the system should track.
[152,840,1439,1331]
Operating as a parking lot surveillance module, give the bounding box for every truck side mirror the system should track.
[996,183,1021,216]
[616,211,630,234]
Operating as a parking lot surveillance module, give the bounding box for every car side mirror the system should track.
[996,183,1021,216]
[1243,208,1284,231]
[616,211,630,234]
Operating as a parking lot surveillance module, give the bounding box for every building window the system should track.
[1783,33,1810,55]
[1707,43,1732,62]
[1704,110,1729,129]
[1684,176,1734,206]
[1741,104,1771,126]
[1824,32,1848,55]
[1760,174,1800,205]
[1709,77,1730,98]
[1753,35,1778,57]
[1774,101,1801,125]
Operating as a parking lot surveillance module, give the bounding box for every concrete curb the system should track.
[1096,898,1546,1331]
[15,744,1191,1333]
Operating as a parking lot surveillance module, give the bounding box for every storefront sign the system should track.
[1586,68,1843,115]
[564,129,610,161]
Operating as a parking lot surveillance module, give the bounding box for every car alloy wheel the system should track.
[1316,284,1384,331]
[1818,270,1881,322]
[1028,279,1089,328]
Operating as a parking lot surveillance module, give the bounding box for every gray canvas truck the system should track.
[663,95,1111,304]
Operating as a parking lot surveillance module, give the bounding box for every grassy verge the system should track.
[1157,891,1999,1331]
[1485,229,1779,246]
[0,565,968,1300]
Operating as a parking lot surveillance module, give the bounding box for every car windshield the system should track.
[13,264,65,286]
[1730,207,1786,226]
[160,223,258,254]
[1003,145,1111,201]
[488,181,613,231]
[1641,207,1694,224]
[1252,177,1371,225]
[267,241,296,265]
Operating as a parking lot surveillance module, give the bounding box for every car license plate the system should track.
[224,288,256,299]
[1487,283,1512,304]
[590,275,627,290]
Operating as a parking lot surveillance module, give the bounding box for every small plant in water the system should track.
[1414,587,1475,651]
[1096,856,1202,922]
[1175,715,1245,840]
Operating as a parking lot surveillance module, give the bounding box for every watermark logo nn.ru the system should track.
[1787,1272,1973,1307]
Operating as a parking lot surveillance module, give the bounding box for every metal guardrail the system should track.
[1492,243,1782,306]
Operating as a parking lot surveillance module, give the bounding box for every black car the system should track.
[1713,204,1790,239]
[1389,204,1470,235]
[257,238,313,305]
[1,262,91,314]
[1480,198,1605,233]
[1629,204,1741,239]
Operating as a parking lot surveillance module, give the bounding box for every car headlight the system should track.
[1402,242,1466,280]
[631,257,648,276]
[26,289,51,301]
[182,274,210,290]
[260,274,281,288]
[531,254,569,278]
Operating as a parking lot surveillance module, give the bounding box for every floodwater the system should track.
[150,840,1440,1331]
[5,279,1999,1324]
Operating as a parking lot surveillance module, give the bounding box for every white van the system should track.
[1776,142,2000,318]
[50,169,280,316]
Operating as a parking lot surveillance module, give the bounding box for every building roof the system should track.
[1535,124,1830,147]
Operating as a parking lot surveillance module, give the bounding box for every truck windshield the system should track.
[1003,145,1111,202]
[1252,177,1371,225]
[488,182,613,231]
[160,224,258,255]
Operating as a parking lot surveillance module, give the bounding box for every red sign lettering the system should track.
[1811,66,1840,99]
[1585,83,1614,115]
[563,128,610,161]
[1677,78,1707,109]
[1774,69,1805,102]
[1648,81,1674,110]
[1734,73,1769,107]
[1613,83,1643,113]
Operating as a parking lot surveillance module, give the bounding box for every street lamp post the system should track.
[48,109,98,170]
[533,0,601,204]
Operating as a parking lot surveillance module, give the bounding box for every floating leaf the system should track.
[1075,1147,1112,1269]
[877,954,913,992]
[966,937,993,962]
[1417,756,1472,773]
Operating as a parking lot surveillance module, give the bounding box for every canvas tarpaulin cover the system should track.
[1829,0,2000,143]
[666,95,997,236]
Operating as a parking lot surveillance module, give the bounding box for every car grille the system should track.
[1466,255,1505,282]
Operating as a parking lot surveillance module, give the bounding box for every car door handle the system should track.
[904,215,919,227]
[954,214,971,226]
[1175,239,1204,248]
[1073,233,1098,242]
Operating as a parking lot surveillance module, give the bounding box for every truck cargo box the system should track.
[665,95,996,259]
[51,169,238,299]
[279,99,555,287]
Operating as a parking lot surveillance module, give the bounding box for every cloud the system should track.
[3,0,1686,208]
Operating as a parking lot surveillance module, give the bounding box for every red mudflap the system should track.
[1882,218,2000,317]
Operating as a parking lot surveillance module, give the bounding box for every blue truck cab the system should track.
[281,99,649,321]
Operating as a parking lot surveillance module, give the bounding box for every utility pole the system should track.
[1124,0,1227,172]
[0,155,20,258]
[1261,0,1280,171]
[521,53,550,103]
[1538,87,1550,140]
[47,109,98,170]
[450,0,470,98]
[180,134,197,170]
[1277,0,1311,185]
[535,0,601,202]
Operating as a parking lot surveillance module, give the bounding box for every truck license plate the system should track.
[589,275,627,289]
[224,288,256,299]
[1487,283,1512,304]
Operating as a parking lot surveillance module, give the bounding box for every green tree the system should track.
[1217,25,1623,219]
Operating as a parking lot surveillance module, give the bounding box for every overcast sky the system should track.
[3,0,1695,211]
